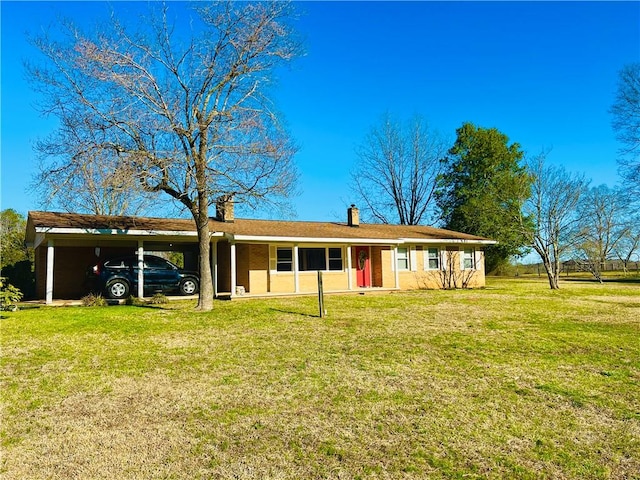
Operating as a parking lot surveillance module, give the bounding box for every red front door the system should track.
[355,246,371,287]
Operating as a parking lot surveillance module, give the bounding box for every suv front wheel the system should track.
[179,278,199,296]
[106,279,130,299]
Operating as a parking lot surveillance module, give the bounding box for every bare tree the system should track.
[517,152,589,289]
[27,1,301,311]
[574,185,630,283]
[437,250,477,289]
[413,249,477,290]
[611,63,640,197]
[350,113,447,225]
[613,220,640,275]
[32,145,155,216]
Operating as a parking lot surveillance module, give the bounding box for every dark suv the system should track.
[89,254,199,299]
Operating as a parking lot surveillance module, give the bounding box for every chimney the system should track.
[216,195,234,223]
[347,204,359,227]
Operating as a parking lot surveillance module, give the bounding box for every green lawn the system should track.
[1,278,639,479]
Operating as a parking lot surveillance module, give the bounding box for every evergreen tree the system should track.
[436,123,532,272]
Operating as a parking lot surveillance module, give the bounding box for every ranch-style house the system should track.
[25,203,496,304]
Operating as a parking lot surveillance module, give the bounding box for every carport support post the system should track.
[45,240,54,305]
[230,242,237,298]
[137,242,144,299]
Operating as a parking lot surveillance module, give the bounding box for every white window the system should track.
[276,247,293,272]
[397,247,409,270]
[462,248,476,270]
[328,247,343,271]
[271,246,344,272]
[298,247,325,271]
[426,247,440,270]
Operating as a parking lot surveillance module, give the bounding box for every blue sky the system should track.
[2,1,639,222]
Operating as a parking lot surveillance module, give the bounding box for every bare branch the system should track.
[350,113,447,225]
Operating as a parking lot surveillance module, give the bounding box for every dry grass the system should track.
[1,278,639,479]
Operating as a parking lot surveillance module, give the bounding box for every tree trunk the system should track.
[536,247,560,290]
[195,183,214,311]
[551,255,561,290]
[542,258,560,290]
[196,220,214,311]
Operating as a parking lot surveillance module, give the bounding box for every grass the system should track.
[1,278,639,479]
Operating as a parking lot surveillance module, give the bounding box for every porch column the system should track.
[45,240,54,305]
[211,240,218,297]
[346,245,353,290]
[230,242,237,297]
[293,244,300,293]
[393,246,400,289]
[137,242,144,298]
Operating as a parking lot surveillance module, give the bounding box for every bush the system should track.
[149,293,169,305]
[81,293,107,307]
[0,277,23,311]
[125,295,146,306]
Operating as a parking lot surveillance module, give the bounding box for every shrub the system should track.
[81,293,107,307]
[125,295,146,306]
[149,293,169,305]
[0,277,23,311]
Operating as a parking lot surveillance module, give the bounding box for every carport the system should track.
[26,212,205,304]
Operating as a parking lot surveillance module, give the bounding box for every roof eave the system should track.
[227,234,403,244]
[33,226,199,238]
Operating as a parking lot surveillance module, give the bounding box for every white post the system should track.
[230,242,237,297]
[393,246,400,289]
[346,245,353,290]
[137,242,144,299]
[45,240,55,304]
[212,240,218,297]
[293,244,300,293]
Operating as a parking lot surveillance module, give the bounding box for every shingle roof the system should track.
[27,211,495,244]
[28,211,194,233]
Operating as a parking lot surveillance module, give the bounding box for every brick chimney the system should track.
[216,195,234,223]
[347,204,359,227]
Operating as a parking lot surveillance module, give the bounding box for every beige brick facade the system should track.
[229,242,486,296]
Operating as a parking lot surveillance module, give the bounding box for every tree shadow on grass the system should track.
[269,307,319,318]
[564,277,640,284]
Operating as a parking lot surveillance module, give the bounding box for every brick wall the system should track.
[248,244,269,294]
[35,245,136,299]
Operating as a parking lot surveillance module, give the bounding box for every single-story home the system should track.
[25,203,496,303]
